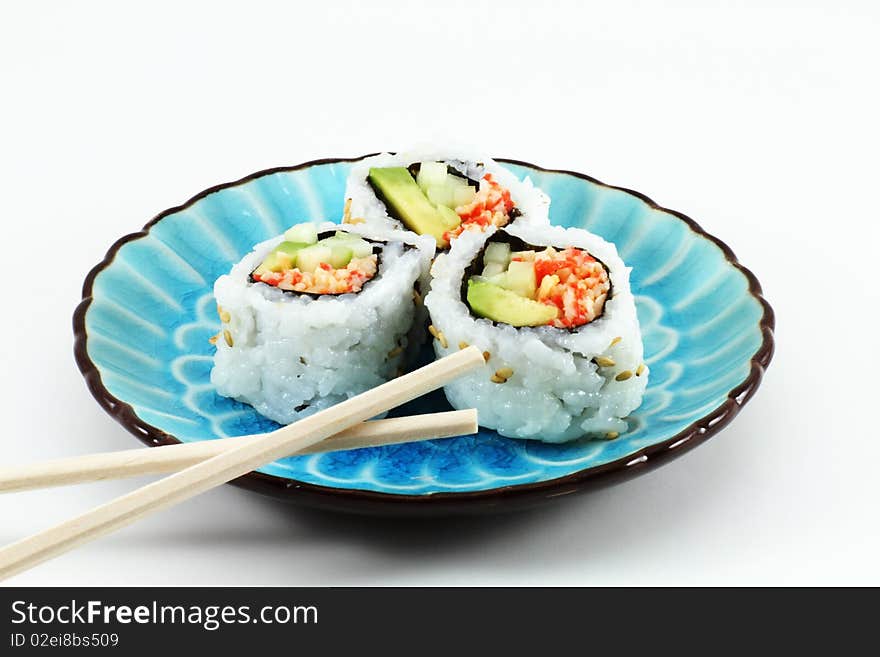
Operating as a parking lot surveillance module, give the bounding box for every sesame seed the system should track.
[482,351,491,362]
[342,197,352,222]
[610,336,622,347]
[388,346,403,358]
[605,431,619,440]
[458,341,469,350]
[437,332,448,349]
[208,334,218,345]
[496,367,514,379]
[490,374,506,384]
[223,330,234,347]
[636,363,646,376]
[219,309,231,324]
[428,324,439,338]
[594,356,616,368]
[615,370,633,381]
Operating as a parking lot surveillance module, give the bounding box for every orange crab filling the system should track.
[443,173,516,243]
[520,247,610,328]
[253,255,378,295]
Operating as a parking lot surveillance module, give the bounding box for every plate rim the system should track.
[72,155,776,515]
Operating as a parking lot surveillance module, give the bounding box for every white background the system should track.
[1,1,878,586]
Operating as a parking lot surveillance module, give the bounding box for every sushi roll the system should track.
[211,221,434,425]
[344,147,550,250]
[424,222,648,443]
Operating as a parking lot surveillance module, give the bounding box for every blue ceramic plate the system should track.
[74,157,774,515]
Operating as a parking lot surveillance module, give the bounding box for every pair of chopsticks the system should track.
[0,346,486,580]
[0,410,478,494]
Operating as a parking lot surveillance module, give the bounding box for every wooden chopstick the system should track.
[0,346,485,580]
[0,410,478,494]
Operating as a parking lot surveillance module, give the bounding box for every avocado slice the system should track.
[368,167,459,248]
[436,204,461,229]
[467,280,558,327]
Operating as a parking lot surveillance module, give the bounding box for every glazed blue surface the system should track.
[84,161,765,494]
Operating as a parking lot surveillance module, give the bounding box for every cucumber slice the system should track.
[255,243,305,274]
[275,241,309,259]
[453,185,476,207]
[348,239,373,258]
[482,262,506,277]
[436,204,461,230]
[426,185,455,209]
[261,251,294,272]
[295,245,332,273]
[504,260,537,298]
[486,272,508,287]
[446,174,470,187]
[484,242,511,267]
[324,234,373,258]
[327,244,353,268]
[471,273,508,287]
[283,223,319,244]
[416,162,448,191]
[332,230,370,241]
[253,263,272,278]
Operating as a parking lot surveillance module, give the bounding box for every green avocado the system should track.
[368,167,459,248]
[436,203,461,229]
[467,280,558,327]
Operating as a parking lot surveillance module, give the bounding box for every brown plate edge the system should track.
[72,155,776,517]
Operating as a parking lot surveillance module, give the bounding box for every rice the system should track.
[424,222,648,443]
[211,222,434,425]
